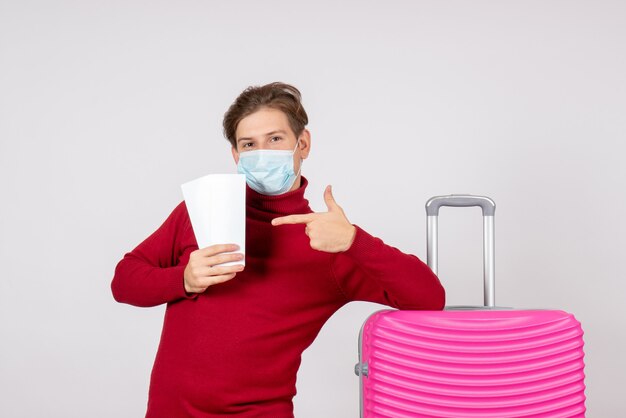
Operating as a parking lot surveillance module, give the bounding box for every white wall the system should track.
[1,0,625,416]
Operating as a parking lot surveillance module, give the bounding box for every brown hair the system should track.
[223,82,309,148]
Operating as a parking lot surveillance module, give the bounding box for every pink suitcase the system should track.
[355,195,586,417]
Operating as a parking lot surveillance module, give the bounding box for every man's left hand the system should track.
[271,185,356,253]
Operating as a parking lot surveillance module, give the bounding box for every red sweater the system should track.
[111,178,444,417]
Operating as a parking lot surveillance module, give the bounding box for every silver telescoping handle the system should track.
[425,195,496,308]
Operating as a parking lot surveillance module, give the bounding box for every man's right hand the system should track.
[184,244,245,294]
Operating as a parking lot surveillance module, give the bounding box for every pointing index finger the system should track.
[272,213,316,226]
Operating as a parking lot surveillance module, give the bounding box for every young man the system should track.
[111,82,445,417]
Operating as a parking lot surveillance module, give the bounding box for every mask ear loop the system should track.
[293,137,303,178]
[292,137,301,153]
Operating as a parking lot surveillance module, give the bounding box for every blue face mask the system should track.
[236,140,301,196]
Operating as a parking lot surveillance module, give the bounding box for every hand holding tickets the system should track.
[183,244,244,293]
[181,174,246,293]
[272,185,356,253]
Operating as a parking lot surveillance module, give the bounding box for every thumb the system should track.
[324,185,341,212]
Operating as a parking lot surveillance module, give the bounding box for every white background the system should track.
[1,0,625,417]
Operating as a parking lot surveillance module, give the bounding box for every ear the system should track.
[298,129,312,160]
[231,146,240,164]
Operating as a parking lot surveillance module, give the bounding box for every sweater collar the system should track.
[246,176,312,218]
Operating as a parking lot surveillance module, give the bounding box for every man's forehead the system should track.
[236,108,293,139]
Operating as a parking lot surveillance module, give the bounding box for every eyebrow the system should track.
[237,130,289,142]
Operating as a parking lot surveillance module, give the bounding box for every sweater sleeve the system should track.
[111,201,199,307]
[330,225,445,310]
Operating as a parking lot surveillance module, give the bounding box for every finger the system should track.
[198,243,240,256]
[272,214,316,226]
[206,252,245,266]
[197,272,237,288]
[324,185,341,212]
[210,273,237,285]
[207,264,245,276]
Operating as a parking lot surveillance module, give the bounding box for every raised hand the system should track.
[271,185,356,253]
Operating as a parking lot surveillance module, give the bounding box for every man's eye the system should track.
[270,136,282,142]
[242,142,254,148]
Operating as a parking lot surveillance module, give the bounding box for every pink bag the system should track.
[355,195,586,417]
